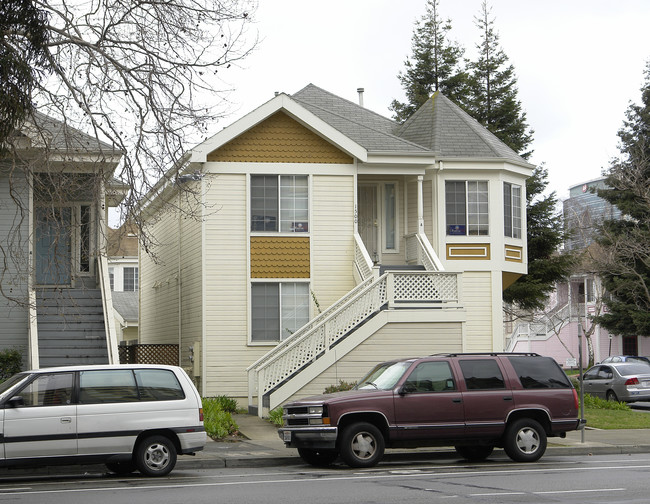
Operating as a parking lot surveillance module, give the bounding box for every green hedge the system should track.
[0,349,22,381]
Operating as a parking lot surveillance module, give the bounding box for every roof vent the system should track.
[357,88,365,107]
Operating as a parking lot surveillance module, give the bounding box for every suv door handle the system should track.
[503,396,513,401]
[452,398,462,403]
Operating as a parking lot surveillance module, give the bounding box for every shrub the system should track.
[584,393,630,411]
[269,407,284,427]
[202,396,239,439]
[324,380,356,394]
[0,348,22,381]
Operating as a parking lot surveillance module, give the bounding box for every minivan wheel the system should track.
[339,422,385,468]
[455,445,494,462]
[298,448,339,467]
[504,418,547,462]
[135,435,177,477]
[106,461,137,475]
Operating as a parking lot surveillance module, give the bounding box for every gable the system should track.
[206,112,353,164]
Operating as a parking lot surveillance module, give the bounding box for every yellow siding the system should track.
[289,322,463,400]
[140,189,204,347]
[206,112,353,164]
[447,243,491,260]
[250,237,310,278]
[462,271,493,352]
[311,175,356,310]
[202,174,264,398]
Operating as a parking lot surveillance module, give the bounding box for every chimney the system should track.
[357,88,365,107]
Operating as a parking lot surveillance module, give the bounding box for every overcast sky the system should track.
[214,0,650,201]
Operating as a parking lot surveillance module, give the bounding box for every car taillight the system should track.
[199,407,204,422]
[573,388,579,409]
[625,377,640,386]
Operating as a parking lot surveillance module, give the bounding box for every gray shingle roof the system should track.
[291,84,530,165]
[292,84,429,153]
[396,92,526,163]
[111,291,138,322]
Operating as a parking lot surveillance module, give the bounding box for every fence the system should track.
[118,344,179,366]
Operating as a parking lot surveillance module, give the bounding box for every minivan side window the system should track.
[18,373,74,407]
[79,370,139,403]
[459,359,505,390]
[135,369,185,401]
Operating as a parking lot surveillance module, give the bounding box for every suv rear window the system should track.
[508,356,571,389]
[459,359,505,390]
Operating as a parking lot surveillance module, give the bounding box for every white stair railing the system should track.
[247,270,461,415]
[405,233,444,271]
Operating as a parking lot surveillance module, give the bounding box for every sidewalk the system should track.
[176,414,650,469]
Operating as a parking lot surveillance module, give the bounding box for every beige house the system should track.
[139,84,534,415]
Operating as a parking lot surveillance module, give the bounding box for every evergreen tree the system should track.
[390,0,466,123]
[503,165,576,311]
[0,0,50,145]
[594,61,650,337]
[466,1,533,159]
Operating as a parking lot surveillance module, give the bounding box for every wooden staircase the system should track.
[36,288,109,367]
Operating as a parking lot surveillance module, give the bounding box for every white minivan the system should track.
[0,364,206,476]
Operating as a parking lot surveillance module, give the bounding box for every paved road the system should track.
[1,453,648,504]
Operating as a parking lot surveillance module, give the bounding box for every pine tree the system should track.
[503,165,576,311]
[594,61,650,337]
[465,1,533,159]
[390,0,466,123]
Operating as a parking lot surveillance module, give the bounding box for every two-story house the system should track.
[138,84,534,415]
[107,223,139,344]
[0,112,124,368]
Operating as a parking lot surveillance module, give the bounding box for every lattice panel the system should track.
[119,344,179,366]
[392,273,458,302]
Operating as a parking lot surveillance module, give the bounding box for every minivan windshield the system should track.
[356,362,412,390]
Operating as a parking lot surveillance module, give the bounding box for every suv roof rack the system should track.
[429,352,541,357]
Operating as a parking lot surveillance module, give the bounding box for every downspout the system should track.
[178,188,182,367]
[27,171,39,369]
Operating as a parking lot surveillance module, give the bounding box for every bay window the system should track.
[445,181,489,236]
[504,182,522,239]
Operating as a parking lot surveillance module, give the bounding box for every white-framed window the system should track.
[123,267,139,292]
[251,175,309,233]
[445,181,489,236]
[109,267,114,291]
[251,282,309,342]
[503,182,522,239]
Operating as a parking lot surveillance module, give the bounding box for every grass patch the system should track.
[202,396,240,440]
[582,393,650,429]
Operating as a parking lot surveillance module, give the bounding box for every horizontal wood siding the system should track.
[462,271,494,351]
[311,175,355,310]
[289,322,463,400]
[179,191,203,373]
[202,174,267,398]
[0,169,29,354]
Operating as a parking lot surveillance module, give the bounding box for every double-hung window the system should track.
[503,182,522,239]
[445,181,489,236]
[124,267,139,292]
[251,175,308,232]
[251,282,309,342]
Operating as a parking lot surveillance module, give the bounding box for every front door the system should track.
[358,185,378,263]
[35,206,72,285]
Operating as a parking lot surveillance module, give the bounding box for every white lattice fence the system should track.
[392,272,458,303]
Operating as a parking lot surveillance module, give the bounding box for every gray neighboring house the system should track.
[107,224,139,343]
[0,112,125,369]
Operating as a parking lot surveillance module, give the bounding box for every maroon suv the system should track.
[278,353,584,468]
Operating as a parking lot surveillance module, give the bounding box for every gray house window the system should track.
[124,267,139,292]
